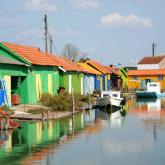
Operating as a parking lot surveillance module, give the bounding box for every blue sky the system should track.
[0,0,165,66]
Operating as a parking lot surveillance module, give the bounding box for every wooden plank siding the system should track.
[127,75,165,91]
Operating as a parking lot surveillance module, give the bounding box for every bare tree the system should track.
[61,43,79,62]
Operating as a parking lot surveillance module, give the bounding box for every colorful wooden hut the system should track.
[86,60,112,91]
[0,42,60,104]
[52,57,85,95]
[78,62,102,95]
[0,56,29,106]
[127,69,165,91]
[105,66,121,90]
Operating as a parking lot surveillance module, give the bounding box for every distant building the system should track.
[127,69,165,91]
[123,66,137,72]
[138,55,165,70]
[127,55,165,91]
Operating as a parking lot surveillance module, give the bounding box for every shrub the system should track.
[40,93,95,111]
[40,93,54,107]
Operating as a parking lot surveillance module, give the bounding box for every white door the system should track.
[81,77,83,95]
[69,75,72,94]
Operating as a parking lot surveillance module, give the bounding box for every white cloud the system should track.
[25,0,57,12]
[71,0,99,9]
[99,12,154,28]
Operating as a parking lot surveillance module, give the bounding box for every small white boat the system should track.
[97,91,126,109]
[136,82,162,98]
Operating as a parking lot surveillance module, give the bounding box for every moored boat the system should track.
[136,82,161,98]
[97,91,126,109]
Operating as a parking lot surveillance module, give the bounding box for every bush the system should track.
[40,93,95,111]
[40,93,54,107]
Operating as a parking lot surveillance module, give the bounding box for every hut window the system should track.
[132,76,137,80]
[158,75,163,80]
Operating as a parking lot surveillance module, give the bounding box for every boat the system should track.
[136,82,161,98]
[97,91,126,110]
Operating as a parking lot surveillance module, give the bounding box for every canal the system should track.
[0,98,165,165]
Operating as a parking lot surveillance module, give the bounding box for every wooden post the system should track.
[71,88,75,115]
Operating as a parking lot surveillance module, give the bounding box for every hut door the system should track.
[69,75,72,94]
[81,77,83,95]
[90,76,94,94]
[36,74,42,100]
[102,75,106,91]
[107,75,111,91]
[141,80,145,90]
[100,77,103,91]
[48,74,52,94]
[3,75,11,106]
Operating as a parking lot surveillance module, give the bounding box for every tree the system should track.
[61,43,79,62]
[79,56,90,63]
[78,50,90,63]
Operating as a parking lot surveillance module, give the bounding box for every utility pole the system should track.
[44,14,48,53]
[152,42,156,57]
[50,35,52,54]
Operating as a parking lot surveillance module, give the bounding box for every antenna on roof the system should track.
[152,42,156,57]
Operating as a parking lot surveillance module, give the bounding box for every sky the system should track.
[0,0,165,66]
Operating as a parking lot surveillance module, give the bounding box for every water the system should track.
[1,98,165,165]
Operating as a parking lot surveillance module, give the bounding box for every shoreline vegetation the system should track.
[28,93,96,114]
[1,93,96,121]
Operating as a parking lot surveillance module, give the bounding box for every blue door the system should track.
[108,79,111,91]
[141,80,145,90]
[102,75,106,91]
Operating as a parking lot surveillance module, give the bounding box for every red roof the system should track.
[50,56,86,72]
[128,69,165,76]
[3,42,59,66]
[138,55,165,64]
[2,42,86,72]
[86,60,112,74]
[105,66,120,76]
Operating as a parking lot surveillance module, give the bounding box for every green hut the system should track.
[57,57,85,95]
[0,42,60,104]
[119,68,127,89]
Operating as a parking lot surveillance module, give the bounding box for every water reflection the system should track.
[129,98,165,141]
[1,98,165,164]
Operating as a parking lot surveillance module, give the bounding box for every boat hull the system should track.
[136,91,158,98]
[97,96,111,108]
[110,97,123,107]
[97,96,123,108]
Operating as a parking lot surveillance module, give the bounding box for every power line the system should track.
[13,25,43,43]
[0,21,42,40]
[14,35,42,44]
